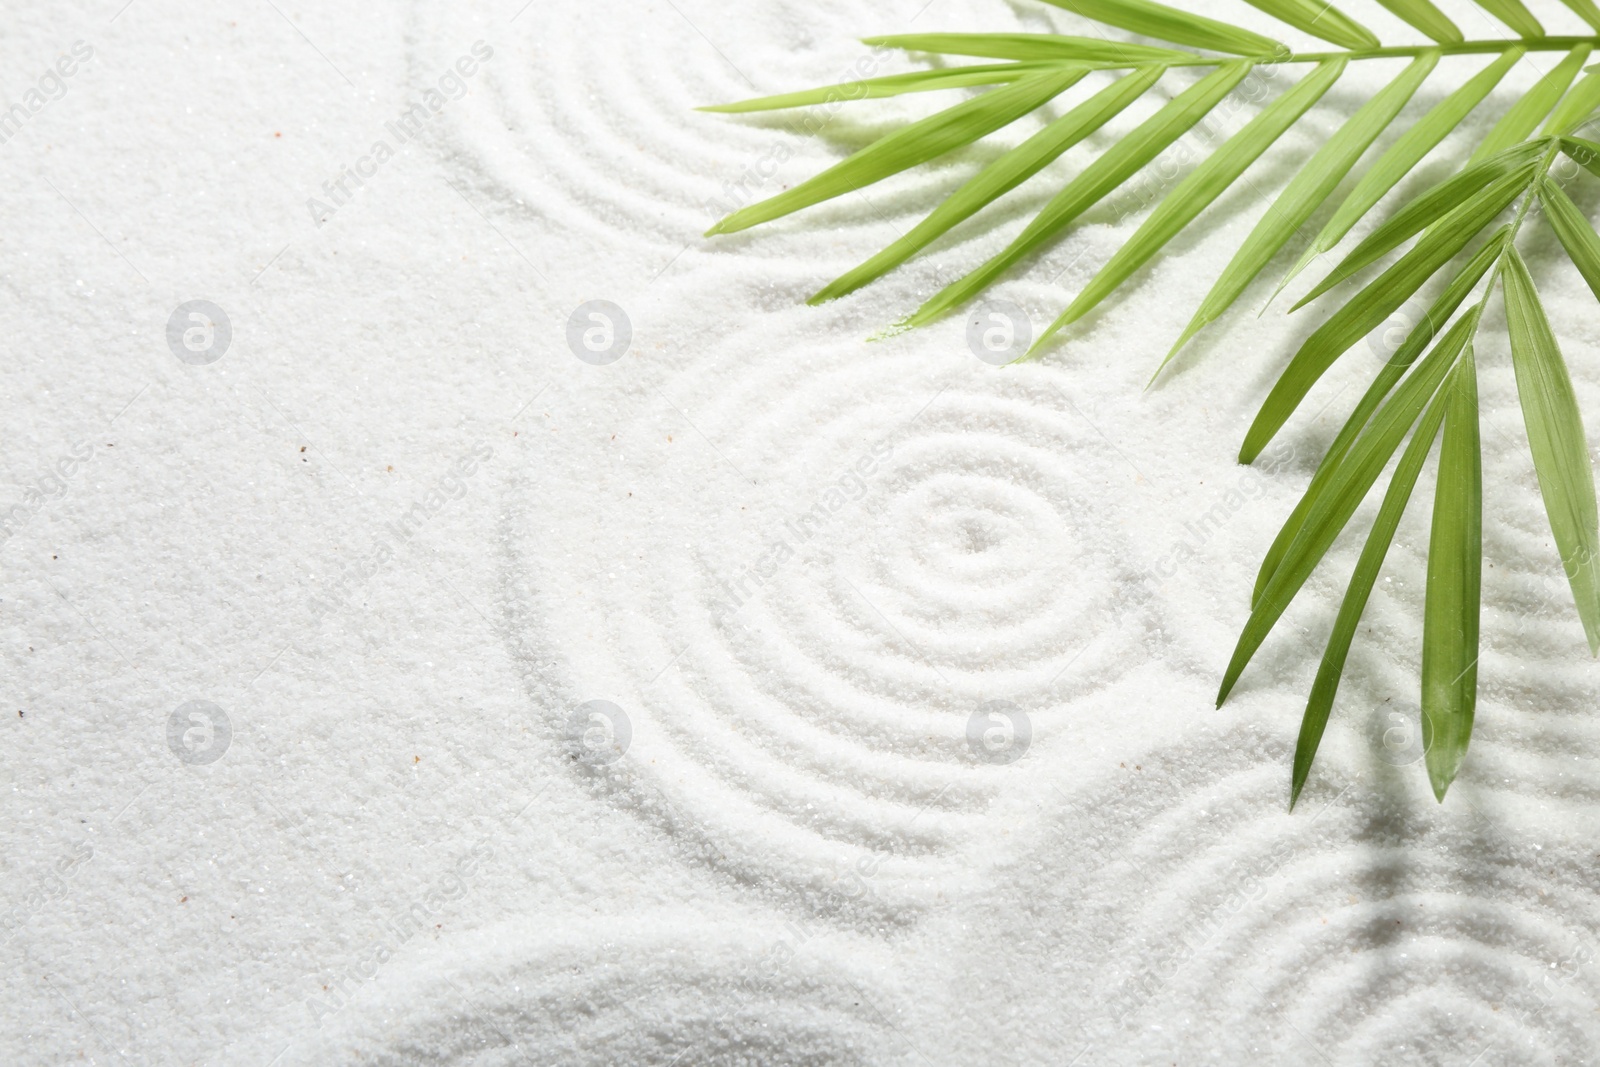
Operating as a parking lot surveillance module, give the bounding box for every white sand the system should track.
[3,0,1599,1062]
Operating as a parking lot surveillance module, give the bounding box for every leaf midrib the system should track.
[1073,35,1600,65]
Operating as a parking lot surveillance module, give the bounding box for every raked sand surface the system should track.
[3,0,1600,1063]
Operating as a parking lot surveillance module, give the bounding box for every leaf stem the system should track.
[1148,36,1600,66]
[1484,138,1562,294]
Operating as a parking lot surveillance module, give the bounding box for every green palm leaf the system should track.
[1469,0,1544,37]
[1503,245,1600,653]
[1421,347,1482,800]
[1544,66,1600,134]
[1470,45,1590,162]
[1292,139,1545,307]
[1252,230,1506,606]
[1218,309,1475,705]
[1238,0,1379,49]
[1558,0,1600,32]
[1039,0,1287,55]
[811,66,1164,304]
[1540,174,1600,299]
[1279,49,1523,295]
[706,66,1088,234]
[1291,383,1448,808]
[1244,167,1527,462]
[861,33,1188,64]
[1562,134,1600,177]
[701,0,1600,805]
[1029,59,1346,355]
[1371,0,1462,42]
[697,64,1067,112]
[1161,52,1438,370]
[900,61,1253,330]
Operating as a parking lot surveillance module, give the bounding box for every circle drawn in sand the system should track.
[413,0,1034,286]
[944,723,1600,1065]
[297,917,917,1067]
[415,0,800,255]
[502,287,1144,918]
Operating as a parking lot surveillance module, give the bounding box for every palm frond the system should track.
[1540,174,1600,298]
[1239,0,1379,49]
[700,0,1600,802]
[1470,0,1545,38]
[859,33,1189,64]
[1372,0,1462,42]
[1159,51,1437,369]
[1504,245,1600,653]
[1545,64,1600,131]
[1251,231,1505,608]
[1036,0,1287,55]
[1420,347,1482,800]
[897,60,1254,330]
[705,66,1089,234]
[1242,172,1519,461]
[811,66,1164,304]
[1291,140,1544,307]
[1034,58,1347,353]
[1276,49,1522,294]
[1560,0,1600,32]
[1290,382,1447,808]
[1218,308,1475,706]
[1470,44,1589,160]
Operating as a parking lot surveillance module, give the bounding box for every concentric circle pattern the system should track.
[501,279,1146,919]
[931,720,1600,1065]
[408,0,1110,306]
[297,916,915,1066]
[409,0,1600,1058]
[414,0,1022,265]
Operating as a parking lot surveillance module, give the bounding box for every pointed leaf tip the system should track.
[1372,0,1462,43]
[1174,53,1431,353]
[1421,350,1481,805]
[1037,0,1285,56]
[1239,0,1380,50]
